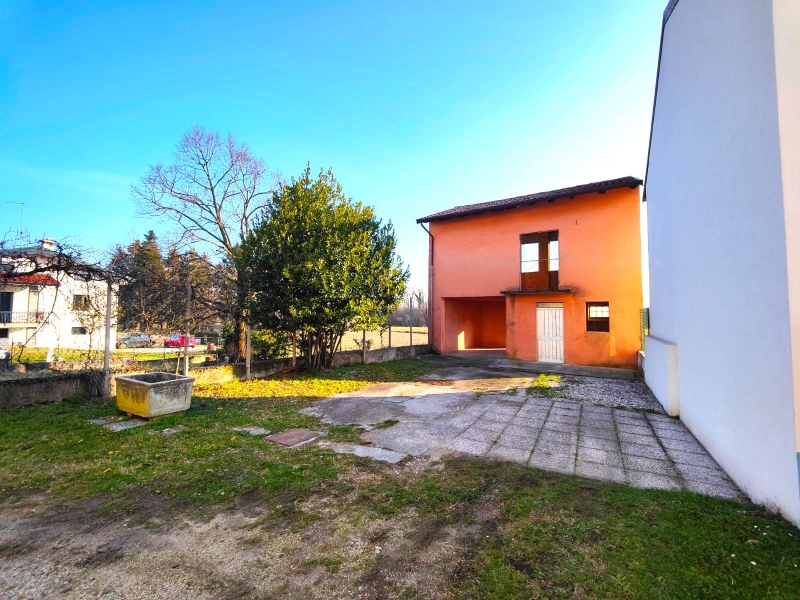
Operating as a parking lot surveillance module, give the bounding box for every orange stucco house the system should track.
[417,177,643,368]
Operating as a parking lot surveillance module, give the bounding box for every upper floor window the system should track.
[520,231,559,291]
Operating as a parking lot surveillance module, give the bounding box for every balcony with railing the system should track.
[0,311,45,325]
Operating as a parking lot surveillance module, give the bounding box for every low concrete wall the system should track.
[0,371,103,410]
[643,336,680,416]
[1,345,431,409]
[331,344,430,366]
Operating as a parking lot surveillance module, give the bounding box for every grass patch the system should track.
[1,357,799,598]
[526,373,562,398]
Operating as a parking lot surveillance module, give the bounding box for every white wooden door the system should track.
[536,304,564,363]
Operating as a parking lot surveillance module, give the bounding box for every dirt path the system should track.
[0,463,484,600]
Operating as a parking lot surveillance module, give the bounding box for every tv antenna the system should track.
[6,202,24,234]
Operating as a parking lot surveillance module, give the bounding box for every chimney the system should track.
[39,238,56,252]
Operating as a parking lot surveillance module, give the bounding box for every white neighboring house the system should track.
[644,0,800,524]
[0,239,117,352]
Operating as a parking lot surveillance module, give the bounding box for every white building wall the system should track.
[646,0,800,524]
[1,274,116,352]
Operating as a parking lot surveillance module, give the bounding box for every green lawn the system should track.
[0,359,798,598]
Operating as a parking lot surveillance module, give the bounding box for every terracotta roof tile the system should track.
[1,273,58,285]
[417,176,642,224]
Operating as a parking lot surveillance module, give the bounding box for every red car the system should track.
[164,334,198,348]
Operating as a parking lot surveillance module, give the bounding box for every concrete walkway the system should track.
[303,365,742,500]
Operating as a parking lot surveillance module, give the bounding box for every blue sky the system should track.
[1,0,664,289]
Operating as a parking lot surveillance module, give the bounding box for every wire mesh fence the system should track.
[640,307,650,351]
[339,326,429,351]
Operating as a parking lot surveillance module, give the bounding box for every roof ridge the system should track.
[417,176,642,224]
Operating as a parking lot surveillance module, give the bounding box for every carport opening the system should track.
[444,298,506,353]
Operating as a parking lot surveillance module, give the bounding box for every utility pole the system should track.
[183,279,191,376]
[245,324,251,380]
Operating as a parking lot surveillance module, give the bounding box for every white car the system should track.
[0,346,10,369]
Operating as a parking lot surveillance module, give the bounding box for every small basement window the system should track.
[71,326,87,335]
[586,302,610,332]
[0,328,9,338]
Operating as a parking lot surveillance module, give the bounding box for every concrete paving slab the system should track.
[317,441,407,464]
[674,462,731,484]
[450,438,493,455]
[537,430,578,446]
[535,439,576,455]
[582,405,613,415]
[87,416,126,426]
[511,416,545,429]
[487,445,532,463]
[542,421,578,434]
[160,425,187,436]
[232,426,270,436]
[581,414,615,426]
[502,425,539,439]
[402,392,477,419]
[578,446,624,467]
[659,436,707,454]
[652,427,698,441]
[482,411,514,424]
[578,426,617,441]
[578,436,620,452]
[684,479,743,500]
[365,421,458,456]
[105,418,148,432]
[620,442,667,460]
[623,455,674,476]
[615,423,653,436]
[300,397,407,426]
[627,470,681,491]
[665,448,722,469]
[460,427,501,443]
[472,419,507,433]
[529,452,575,474]
[618,431,660,446]
[549,413,580,425]
[265,428,323,447]
[496,433,537,451]
[576,460,625,483]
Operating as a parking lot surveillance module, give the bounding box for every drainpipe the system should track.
[419,223,434,352]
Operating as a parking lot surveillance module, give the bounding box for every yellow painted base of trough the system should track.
[115,372,195,418]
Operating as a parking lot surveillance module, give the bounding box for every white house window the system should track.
[586,302,610,332]
[72,326,87,335]
[73,295,89,310]
[521,242,539,272]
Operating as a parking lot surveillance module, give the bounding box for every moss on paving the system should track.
[1,358,799,598]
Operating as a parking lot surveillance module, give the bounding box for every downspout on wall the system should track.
[419,223,434,352]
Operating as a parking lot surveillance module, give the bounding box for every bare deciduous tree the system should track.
[132,125,278,358]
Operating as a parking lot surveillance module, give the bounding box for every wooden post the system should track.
[245,325,251,380]
[362,329,366,363]
[388,315,392,349]
[408,297,413,347]
[183,280,190,377]
[291,330,296,368]
[102,279,113,397]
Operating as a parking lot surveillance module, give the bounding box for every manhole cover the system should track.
[265,428,322,447]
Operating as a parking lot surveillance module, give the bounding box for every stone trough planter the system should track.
[115,372,195,418]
